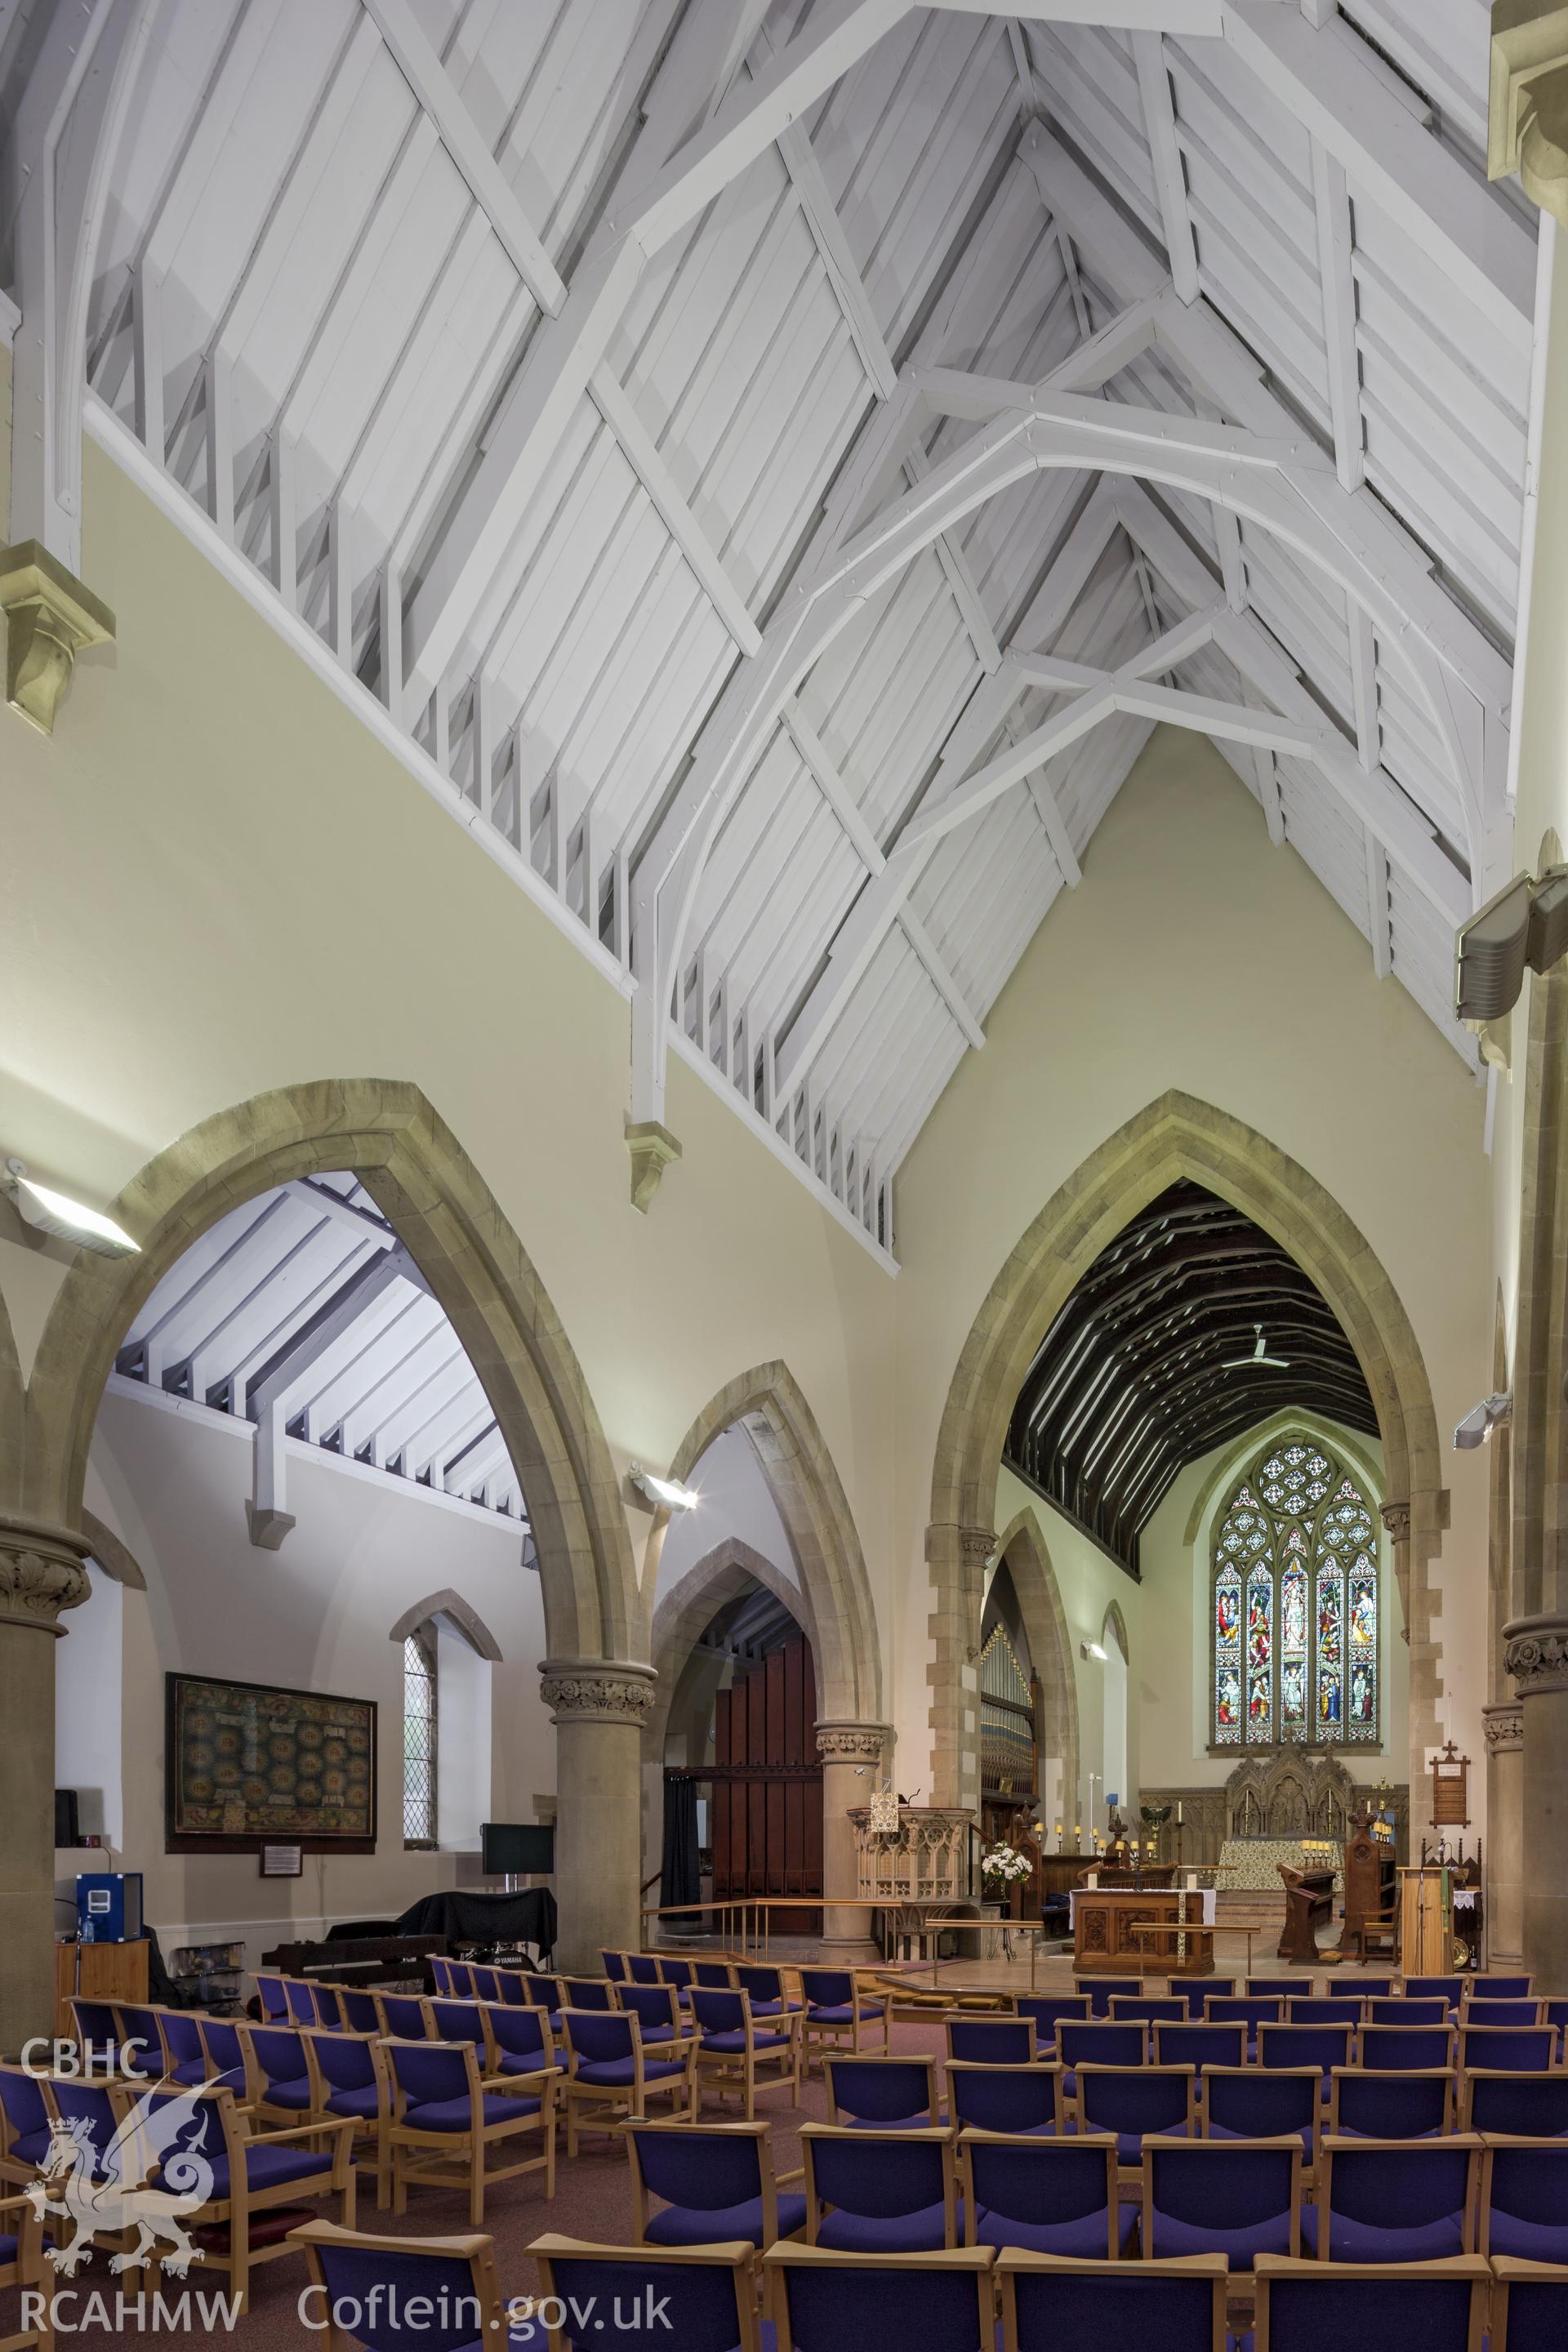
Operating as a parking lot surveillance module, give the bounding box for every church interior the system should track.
[5,0,1568,2344]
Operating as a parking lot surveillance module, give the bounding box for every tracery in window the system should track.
[1211,1437,1379,1748]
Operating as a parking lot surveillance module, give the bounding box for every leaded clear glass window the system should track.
[1210,1437,1379,1748]
[403,1626,438,1846]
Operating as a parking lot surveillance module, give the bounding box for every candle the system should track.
[1176,1802,1184,1825]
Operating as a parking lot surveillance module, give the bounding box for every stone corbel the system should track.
[1490,2,1568,229]
[626,1115,681,1214]
[1482,1699,1526,1752]
[0,541,114,735]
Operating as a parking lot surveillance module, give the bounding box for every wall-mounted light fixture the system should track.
[628,1463,700,1511]
[1080,1639,1108,1663]
[1453,1392,1512,1451]
[4,1158,139,1258]
[1455,865,1568,1026]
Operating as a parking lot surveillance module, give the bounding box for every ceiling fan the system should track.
[1223,1324,1290,1370]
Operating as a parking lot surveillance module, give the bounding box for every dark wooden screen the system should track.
[711,1632,822,1931]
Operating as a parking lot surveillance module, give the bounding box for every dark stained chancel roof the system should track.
[1004,1179,1377,1576]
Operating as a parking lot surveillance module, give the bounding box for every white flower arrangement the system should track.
[979,1843,1031,1884]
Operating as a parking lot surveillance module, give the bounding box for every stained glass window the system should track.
[1210,1437,1380,1748]
[403,1626,438,1846]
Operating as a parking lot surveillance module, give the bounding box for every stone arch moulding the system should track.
[926,1089,1446,1832]
[991,1508,1080,1844]
[657,1361,884,1735]
[20,1078,639,1664]
[646,1537,813,1760]
[1102,1598,1130,1663]
[390,1589,504,1663]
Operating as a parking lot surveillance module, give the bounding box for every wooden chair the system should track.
[797,1971,888,2064]
[1490,2255,1568,2352]
[624,2117,806,2251]
[382,2036,557,2224]
[556,2009,695,2157]
[958,2127,1121,2256]
[292,2218,510,2352]
[764,2243,995,2351]
[798,2124,956,2251]
[1143,2134,1303,2268]
[533,2238,760,2351]
[997,2249,1227,2352]
[1252,2255,1490,2352]
[0,2066,54,2185]
[49,2078,355,2318]
[302,2027,391,2209]
[0,2189,50,2352]
[1315,2134,1482,2261]
[238,2023,322,2130]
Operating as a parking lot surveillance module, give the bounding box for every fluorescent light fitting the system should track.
[630,1463,699,1511]
[1080,1640,1108,1662]
[5,1159,139,1258]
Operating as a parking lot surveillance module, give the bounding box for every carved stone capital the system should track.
[960,1525,997,1568]
[816,1721,889,1766]
[1481,1699,1526,1753]
[1490,4,1568,230]
[0,541,114,735]
[1504,1612,1568,1697]
[539,1657,657,1726]
[1379,1499,1411,1542]
[0,1513,92,1633]
[625,1116,681,1214]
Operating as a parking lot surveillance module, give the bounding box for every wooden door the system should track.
[710,1632,822,1934]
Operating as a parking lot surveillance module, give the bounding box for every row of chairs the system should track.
[1074,1972,1537,2011]
[0,2070,356,2316]
[286,2215,1568,2352]
[611,2113,1567,2267]
[821,2048,1568,2146]
[969,2006,1568,2077]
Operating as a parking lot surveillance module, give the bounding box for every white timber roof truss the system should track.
[2,0,1534,1262]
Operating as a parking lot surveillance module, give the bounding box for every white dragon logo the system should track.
[24,2082,216,2277]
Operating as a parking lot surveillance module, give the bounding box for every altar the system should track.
[1071,1885,1214,1975]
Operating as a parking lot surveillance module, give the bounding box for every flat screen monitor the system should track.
[481,1821,554,1876]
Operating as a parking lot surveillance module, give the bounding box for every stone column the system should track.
[924,1522,996,1811]
[1481,1700,1526,1970]
[1504,1615,1568,1990]
[0,1516,91,2057]
[539,1659,656,1974]
[816,1722,890,1952]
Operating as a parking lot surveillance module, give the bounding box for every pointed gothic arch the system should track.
[389,1589,505,1663]
[20,1077,638,1662]
[646,1538,813,1759]
[927,1089,1445,1829]
[658,1361,882,1726]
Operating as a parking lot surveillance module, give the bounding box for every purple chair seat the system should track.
[1150,2210,1295,2269]
[1107,2125,1191,2164]
[701,2029,792,2055]
[157,2145,331,2201]
[815,2199,950,2252]
[1486,2211,1568,2263]
[407,2093,540,2132]
[974,2207,1133,2258]
[644,2191,807,2247]
[264,2075,314,2109]
[809,2004,884,2024]
[326,2085,381,2120]
[0,2234,16,2263]
[574,2055,688,2087]
[748,1999,804,2016]
[1300,2207,1464,2261]
[493,2052,548,2077]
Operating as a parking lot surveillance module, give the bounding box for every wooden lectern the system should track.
[1397,1862,1453,1976]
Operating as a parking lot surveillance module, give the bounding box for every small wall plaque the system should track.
[260,1844,303,1878]
[1429,1741,1471,1829]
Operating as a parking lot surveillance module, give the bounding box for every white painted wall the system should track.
[77,1381,550,1958]
[653,1424,800,1603]
[55,1561,123,1847]
[893,731,1495,1811]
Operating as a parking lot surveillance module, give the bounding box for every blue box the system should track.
[75,1873,143,1943]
